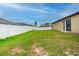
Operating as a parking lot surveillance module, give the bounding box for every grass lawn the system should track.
[0,30,79,56]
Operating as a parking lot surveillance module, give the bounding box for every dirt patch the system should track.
[64,43,79,56]
[64,48,74,56]
[11,47,23,54]
[30,44,48,56]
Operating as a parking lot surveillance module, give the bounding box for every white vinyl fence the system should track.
[33,26,52,30]
[0,24,52,39]
[0,24,33,39]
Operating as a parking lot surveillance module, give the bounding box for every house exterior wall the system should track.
[71,14,79,33]
[53,21,64,32]
[53,14,79,33]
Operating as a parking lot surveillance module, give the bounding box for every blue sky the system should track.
[0,3,79,25]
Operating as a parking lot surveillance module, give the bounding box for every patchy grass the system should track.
[0,31,33,56]
[0,30,79,56]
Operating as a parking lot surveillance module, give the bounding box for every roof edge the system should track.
[52,12,79,24]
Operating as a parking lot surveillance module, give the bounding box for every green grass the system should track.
[0,30,79,56]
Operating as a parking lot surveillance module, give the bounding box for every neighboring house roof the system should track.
[0,18,15,25]
[14,23,33,26]
[0,18,33,26]
[52,12,79,24]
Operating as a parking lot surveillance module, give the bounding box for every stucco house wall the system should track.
[52,12,79,33]
[53,21,63,32]
[71,14,79,33]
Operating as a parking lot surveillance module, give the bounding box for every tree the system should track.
[43,23,50,27]
[34,21,37,26]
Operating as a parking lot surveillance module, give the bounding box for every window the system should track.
[64,18,71,31]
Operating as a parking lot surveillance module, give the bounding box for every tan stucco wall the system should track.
[71,14,79,33]
[53,21,64,32]
[53,14,79,33]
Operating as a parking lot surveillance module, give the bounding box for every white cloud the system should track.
[59,3,79,17]
[0,3,23,10]
[30,8,48,14]
[22,6,48,14]
[59,11,73,17]
[0,10,5,17]
[0,11,3,15]
[33,4,57,14]
[0,3,57,14]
